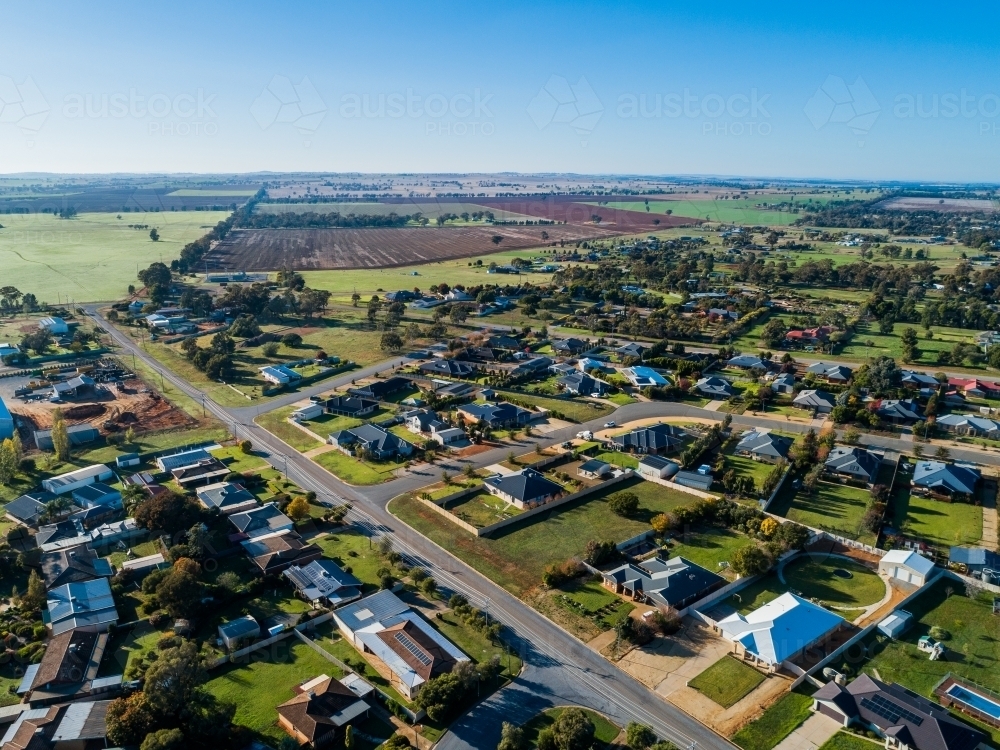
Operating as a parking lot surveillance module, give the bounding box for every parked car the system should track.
[604,421,616,428]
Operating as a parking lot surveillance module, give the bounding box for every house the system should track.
[46,578,118,635]
[616,342,647,360]
[218,615,261,650]
[170,457,229,487]
[348,376,411,401]
[419,359,477,378]
[5,491,55,527]
[717,592,845,671]
[947,377,1000,399]
[812,674,987,750]
[511,356,554,378]
[695,376,733,398]
[785,326,833,346]
[384,290,415,303]
[445,289,472,302]
[611,423,685,454]
[324,395,379,418]
[771,372,796,393]
[432,427,466,445]
[327,424,413,460]
[34,423,100,451]
[912,461,980,498]
[727,354,767,370]
[120,553,167,578]
[37,518,139,554]
[949,547,1000,578]
[900,370,939,389]
[457,401,532,429]
[623,366,670,388]
[806,362,853,383]
[875,399,922,423]
[332,590,469,700]
[228,502,295,540]
[552,338,587,355]
[637,455,679,480]
[19,628,119,706]
[155,448,212,472]
[708,308,739,322]
[38,316,69,334]
[576,356,607,373]
[0,700,113,749]
[824,446,881,484]
[484,468,564,509]
[735,430,792,463]
[934,414,1000,438]
[793,389,836,413]
[277,674,371,748]
[674,470,714,491]
[115,453,140,469]
[603,556,725,610]
[41,464,113,496]
[292,403,324,421]
[0,396,12,440]
[578,459,611,480]
[486,334,522,351]
[37,547,113,589]
[283,559,363,606]
[71,483,122,510]
[403,408,445,434]
[558,371,608,396]
[196,482,260,515]
[124,472,168,499]
[241,532,323,575]
[260,364,302,385]
[879,550,935,587]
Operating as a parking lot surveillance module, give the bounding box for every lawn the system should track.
[432,609,522,679]
[553,577,635,630]
[665,526,753,576]
[891,488,983,548]
[390,477,698,595]
[818,733,881,750]
[101,621,164,677]
[779,482,877,546]
[593,450,639,469]
[446,490,522,529]
[723,453,780,492]
[493,389,614,423]
[313,529,386,590]
[204,639,348,743]
[312,447,403,485]
[688,656,767,708]
[781,556,885,608]
[732,688,815,750]
[255,405,324,452]
[521,707,621,748]
[0,210,232,303]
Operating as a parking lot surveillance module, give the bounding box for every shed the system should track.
[292,403,323,421]
[674,470,713,491]
[879,549,935,586]
[0,396,13,441]
[637,455,679,480]
[115,453,140,469]
[876,610,912,639]
[218,615,260,650]
[578,459,611,480]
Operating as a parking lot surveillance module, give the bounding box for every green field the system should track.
[689,656,767,708]
[0,210,232,302]
[665,526,752,574]
[255,406,325,452]
[777,482,877,545]
[391,477,698,595]
[312,447,403,485]
[732,688,815,750]
[891,488,983,548]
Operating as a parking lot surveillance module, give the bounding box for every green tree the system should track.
[415,672,465,722]
[140,728,183,750]
[149,228,160,242]
[344,725,354,750]
[497,721,526,750]
[20,569,46,611]
[51,410,70,461]
[121,483,147,513]
[608,491,639,517]
[760,318,787,348]
[381,331,404,351]
[0,439,16,485]
[626,722,657,750]
[731,544,770,577]
[790,429,818,469]
[900,327,920,363]
[549,708,595,750]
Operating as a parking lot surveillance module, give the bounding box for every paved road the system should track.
[88,307,736,750]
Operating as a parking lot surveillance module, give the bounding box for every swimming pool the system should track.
[947,684,1000,720]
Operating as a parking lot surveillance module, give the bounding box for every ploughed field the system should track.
[204,222,620,270]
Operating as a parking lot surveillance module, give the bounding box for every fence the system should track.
[215,611,337,665]
[261,361,355,396]
[685,575,761,623]
[761,464,791,512]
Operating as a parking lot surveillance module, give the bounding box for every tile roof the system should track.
[277,676,369,740]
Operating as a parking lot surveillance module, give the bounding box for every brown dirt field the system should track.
[474,197,701,230]
[876,196,999,213]
[203,223,620,271]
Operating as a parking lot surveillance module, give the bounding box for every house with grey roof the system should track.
[695,376,734,398]
[484,468,564,509]
[875,399,922,424]
[806,362,853,383]
[611,423,685,454]
[196,481,259,515]
[70,483,121,511]
[46,578,118,635]
[734,430,792,463]
[792,389,836,414]
[824,446,881,484]
[37,546,113,589]
[457,401,532,429]
[771,372,796,393]
[228,502,294,540]
[324,394,379,418]
[602,556,725,610]
[934,413,1000,439]
[727,354,767,370]
[419,359,477,378]
[899,369,939,389]
[912,461,980,499]
[4,491,55,527]
[558,371,607,396]
[327,423,414,460]
[283,559,363,606]
[637,455,679,480]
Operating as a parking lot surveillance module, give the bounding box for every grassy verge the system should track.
[732,688,815,750]
[312,448,402,485]
[521,707,620,748]
[255,405,324,452]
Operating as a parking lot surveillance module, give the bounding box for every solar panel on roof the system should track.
[394,631,432,666]
[861,695,925,726]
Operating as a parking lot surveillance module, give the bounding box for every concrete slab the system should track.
[772,711,842,750]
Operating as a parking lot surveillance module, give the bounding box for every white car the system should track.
[576,430,593,440]
[604,421,616,428]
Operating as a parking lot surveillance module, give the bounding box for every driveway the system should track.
[772,712,842,750]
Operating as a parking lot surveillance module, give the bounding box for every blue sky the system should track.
[1,0,999,181]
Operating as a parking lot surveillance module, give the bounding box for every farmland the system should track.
[255,200,533,221]
[203,222,619,271]
[0,210,232,303]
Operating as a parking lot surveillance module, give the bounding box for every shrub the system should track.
[239,440,253,454]
[608,491,639,517]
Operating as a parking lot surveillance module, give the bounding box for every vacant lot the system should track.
[666,526,752,576]
[0,210,231,302]
[391,477,697,595]
[689,656,766,708]
[494,389,614,422]
[776,482,877,546]
[891,487,982,548]
[205,222,618,271]
[732,688,814,750]
[255,405,324,452]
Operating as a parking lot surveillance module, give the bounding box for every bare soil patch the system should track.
[475,196,701,230]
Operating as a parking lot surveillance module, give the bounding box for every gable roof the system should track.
[717,592,843,666]
[604,556,724,608]
[196,482,258,512]
[46,578,118,635]
[912,461,980,495]
[611,422,685,452]
[376,619,459,682]
[935,414,1000,433]
[825,446,881,482]
[875,399,922,421]
[241,532,322,574]
[793,389,836,408]
[5,492,53,526]
[283,559,362,603]
[228,502,293,536]
[484,468,563,503]
[277,676,368,740]
[735,430,792,459]
[881,549,935,577]
[218,615,260,640]
[900,370,939,387]
[38,547,113,589]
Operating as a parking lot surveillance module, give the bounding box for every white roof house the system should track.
[879,550,935,587]
[41,465,114,496]
[717,592,844,671]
